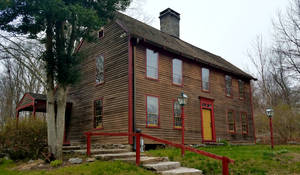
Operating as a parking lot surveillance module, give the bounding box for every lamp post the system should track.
[266,108,274,149]
[177,91,188,157]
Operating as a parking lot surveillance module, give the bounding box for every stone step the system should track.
[115,156,169,165]
[63,149,128,155]
[204,142,224,146]
[160,167,203,175]
[143,161,181,171]
[94,152,141,161]
[62,146,81,150]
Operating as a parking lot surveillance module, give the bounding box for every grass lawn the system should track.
[1,145,300,175]
[0,159,155,175]
[147,144,300,175]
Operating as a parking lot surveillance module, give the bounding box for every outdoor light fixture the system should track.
[266,108,274,118]
[265,107,274,149]
[177,91,188,106]
[177,91,188,157]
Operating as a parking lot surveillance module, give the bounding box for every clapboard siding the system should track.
[66,21,254,146]
[67,22,129,145]
[134,44,254,144]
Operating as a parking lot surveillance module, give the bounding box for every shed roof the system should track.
[115,12,255,80]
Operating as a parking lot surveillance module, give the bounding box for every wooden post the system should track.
[269,117,274,149]
[16,110,19,128]
[181,105,185,157]
[135,129,141,166]
[33,105,36,120]
[222,156,229,175]
[86,133,91,156]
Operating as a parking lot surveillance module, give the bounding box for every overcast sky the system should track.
[126,0,289,75]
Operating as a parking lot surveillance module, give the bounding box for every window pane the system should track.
[147,96,159,126]
[241,113,248,134]
[94,99,103,128]
[239,80,244,98]
[227,111,235,132]
[96,55,104,84]
[173,101,182,128]
[225,75,232,96]
[172,59,182,85]
[202,68,209,91]
[146,49,158,79]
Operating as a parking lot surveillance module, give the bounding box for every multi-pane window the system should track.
[227,110,236,133]
[225,75,232,97]
[98,28,104,39]
[172,59,182,85]
[94,99,103,128]
[238,80,245,99]
[173,101,182,128]
[96,55,104,84]
[241,113,248,134]
[146,96,159,127]
[202,68,210,91]
[146,49,158,79]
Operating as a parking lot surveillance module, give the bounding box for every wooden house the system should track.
[17,8,256,146]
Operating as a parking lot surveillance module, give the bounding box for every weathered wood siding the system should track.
[67,22,129,145]
[134,43,255,144]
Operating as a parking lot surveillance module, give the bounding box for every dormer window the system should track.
[98,28,104,39]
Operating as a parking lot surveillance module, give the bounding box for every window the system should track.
[98,28,104,38]
[225,75,232,97]
[146,96,159,127]
[241,112,248,134]
[238,80,245,99]
[94,99,103,128]
[202,68,209,91]
[173,100,182,129]
[146,49,158,79]
[227,110,236,134]
[96,55,104,84]
[172,59,182,85]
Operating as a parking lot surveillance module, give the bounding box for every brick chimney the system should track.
[159,8,180,38]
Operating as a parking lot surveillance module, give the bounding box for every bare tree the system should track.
[0,33,44,125]
[248,35,300,143]
[274,0,300,80]
[124,0,154,25]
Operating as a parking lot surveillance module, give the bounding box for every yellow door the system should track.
[202,109,212,141]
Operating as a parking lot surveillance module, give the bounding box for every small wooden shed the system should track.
[16,92,72,145]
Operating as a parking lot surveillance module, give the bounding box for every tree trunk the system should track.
[55,86,68,160]
[46,76,56,156]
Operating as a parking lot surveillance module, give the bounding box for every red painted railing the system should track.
[84,130,234,175]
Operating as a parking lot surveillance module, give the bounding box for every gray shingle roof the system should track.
[28,93,46,100]
[115,12,255,80]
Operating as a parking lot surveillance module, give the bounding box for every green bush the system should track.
[50,160,63,167]
[0,118,47,160]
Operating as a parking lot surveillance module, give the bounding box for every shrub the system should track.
[219,139,229,146]
[50,160,62,167]
[0,118,47,160]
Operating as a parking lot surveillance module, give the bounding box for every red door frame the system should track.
[200,97,216,143]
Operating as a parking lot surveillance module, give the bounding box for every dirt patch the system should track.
[12,158,87,171]
[285,153,300,162]
[13,159,48,171]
